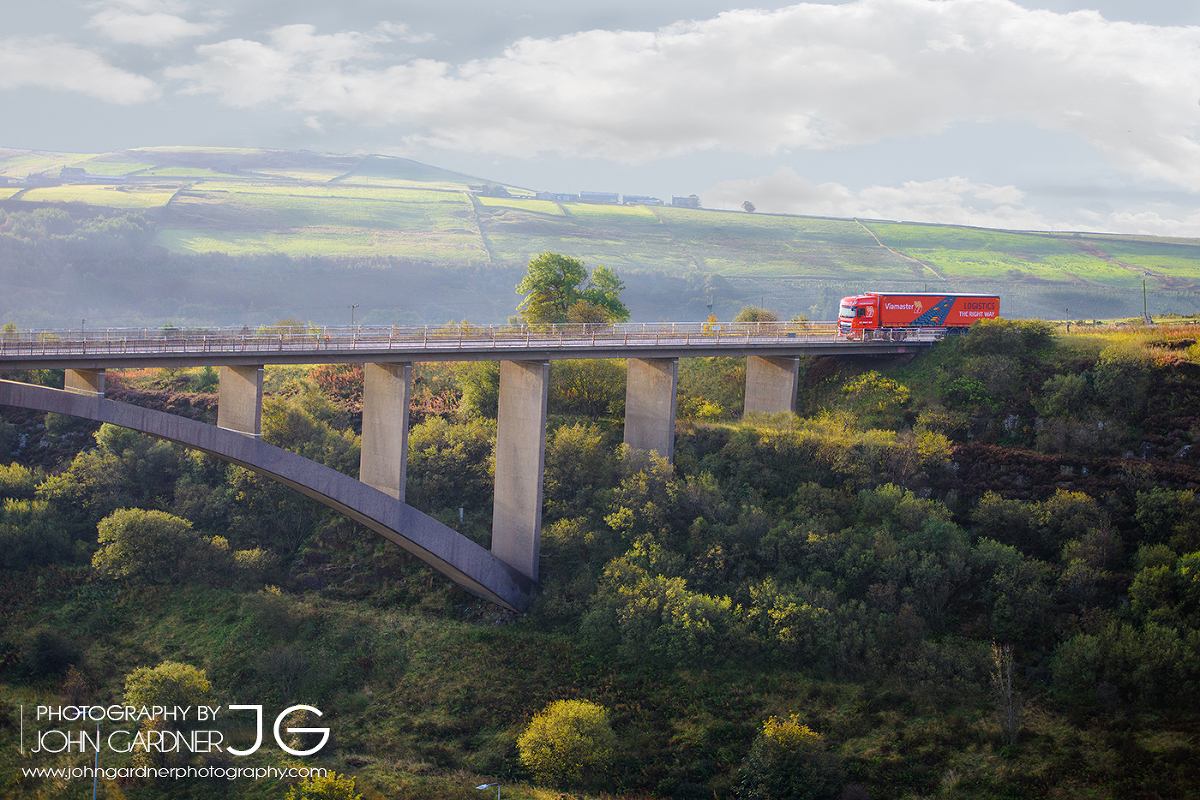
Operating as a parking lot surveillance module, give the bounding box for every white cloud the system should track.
[0,37,158,103]
[705,167,1200,237]
[163,0,1200,192]
[88,1,219,46]
[704,167,1057,229]
[1082,209,1200,238]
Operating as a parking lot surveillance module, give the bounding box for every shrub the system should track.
[454,360,500,417]
[1093,343,1151,419]
[518,699,617,788]
[962,318,1054,358]
[549,359,625,418]
[405,416,495,515]
[1035,372,1093,418]
[0,462,39,500]
[735,306,780,323]
[285,772,362,800]
[92,508,204,584]
[544,423,617,519]
[738,714,844,800]
[0,498,72,570]
[22,629,79,678]
[124,661,213,713]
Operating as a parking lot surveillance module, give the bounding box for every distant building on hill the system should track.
[24,173,61,187]
[579,191,619,204]
[57,166,126,185]
[672,195,701,209]
[536,191,580,202]
[623,195,663,206]
[470,184,513,197]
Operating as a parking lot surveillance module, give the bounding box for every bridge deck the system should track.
[0,322,937,368]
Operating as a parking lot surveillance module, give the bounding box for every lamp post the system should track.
[476,782,500,800]
[1144,274,1151,324]
[349,304,359,329]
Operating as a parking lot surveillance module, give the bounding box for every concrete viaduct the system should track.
[0,322,935,610]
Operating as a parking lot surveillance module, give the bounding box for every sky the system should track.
[2,0,1200,235]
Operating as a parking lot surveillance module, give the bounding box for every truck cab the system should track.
[838,294,878,338]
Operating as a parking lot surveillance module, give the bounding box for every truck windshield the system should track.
[839,305,854,318]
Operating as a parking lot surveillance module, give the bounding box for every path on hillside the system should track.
[855,219,946,280]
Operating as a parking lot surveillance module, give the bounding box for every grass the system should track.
[72,160,160,176]
[4,145,1200,323]
[156,228,491,262]
[249,169,354,183]
[0,150,93,177]
[18,186,178,208]
[475,197,565,216]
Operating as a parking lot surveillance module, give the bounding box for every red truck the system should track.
[837,292,1000,339]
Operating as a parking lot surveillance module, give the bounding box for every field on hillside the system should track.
[3,146,1200,324]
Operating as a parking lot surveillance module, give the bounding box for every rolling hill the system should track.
[1,146,1196,325]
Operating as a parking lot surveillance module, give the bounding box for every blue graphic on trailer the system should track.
[910,296,958,326]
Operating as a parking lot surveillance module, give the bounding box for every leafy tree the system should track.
[1135,487,1200,552]
[92,508,202,584]
[1051,620,1195,707]
[124,661,214,711]
[515,252,629,324]
[0,498,72,571]
[262,393,359,477]
[548,359,625,418]
[92,507,255,585]
[285,772,363,800]
[405,417,495,515]
[0,419,17,461]
[738,714,844,800]
[577,264,629,322]
[543,422,618,520]
[734,305,778,323]
[454,360,500,417]
[991,642,1021,745]
[566,298,611,324]
[1035,372,1093,418]
[518,699,617,788]
[36,424,183,527]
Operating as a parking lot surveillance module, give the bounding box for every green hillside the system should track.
[1,146,1197,324]
[6,324,1200,799]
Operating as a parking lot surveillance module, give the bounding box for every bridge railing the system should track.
[0,321,943,358]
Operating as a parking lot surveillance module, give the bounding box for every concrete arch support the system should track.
[624,357,678,461]
[492,360,550,582]
[0,378,532,611]
[744,356,799,416]
[360,362,412,500]
[65,369,105,397]
[218,365,264,437]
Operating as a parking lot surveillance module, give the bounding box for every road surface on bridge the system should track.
[0,321,938,369]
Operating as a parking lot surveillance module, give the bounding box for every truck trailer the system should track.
[838,292,1000,339]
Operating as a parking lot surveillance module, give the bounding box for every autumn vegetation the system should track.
[4,313,1200,798]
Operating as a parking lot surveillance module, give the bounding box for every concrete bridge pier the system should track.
[218,365,264,437]
[359,362,412,500]
[624,357,679,461]
[64,369,105,397]
[492,360,550,582]
[744,356,800,415]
